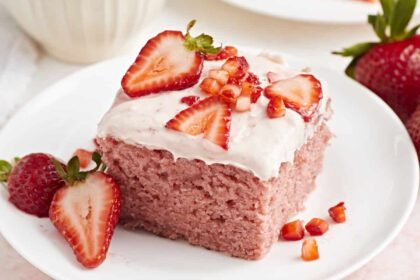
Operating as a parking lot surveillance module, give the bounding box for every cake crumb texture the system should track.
[96,123,332,260]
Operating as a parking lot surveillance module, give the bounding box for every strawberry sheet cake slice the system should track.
[96,21,332,260]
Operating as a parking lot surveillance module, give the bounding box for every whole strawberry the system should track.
[334,0,420,123]
[0,153,65,217]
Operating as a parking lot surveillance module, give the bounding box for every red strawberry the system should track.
[301,239,319,261]
[246,72,260,85]
[219,84,241,105]
[328,202,347,223]
[49,154,121,268]
[222,56,249,79]
[406,104,420,155]
[72,148,93,169]
[208,69,229,85]
[334,0,420,123]
[204,46,238,61]
[122,20,220,97]
[305,218,329,236]
[166,96,231,149]
[266,96,286,119]
[0,154,65,217]
[250,86,262,103]
[264,74,322,121]
[280,220,305,241]
[200,78,222,95]
[181,95,200,106]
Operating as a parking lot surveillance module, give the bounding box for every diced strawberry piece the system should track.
[246,72,260,85]
[204,45,238,61]
[267,96,286,118]
[264,74,322,121]
[219,84,241,105]
[280,220,305,241]
[224,46,238,57]
[121,31,203,97]
[235,95,251,112]
[200,78,222,95]
[301,239,319,261]
[208,69,229,85]
[49,172,121,268]
[180,95,200,106]
[328,202,347,223]
[305,218,329,236]
[251,86,262,103]
[72,148,93,169]
[166,96,231,150]
[222,56,249,79]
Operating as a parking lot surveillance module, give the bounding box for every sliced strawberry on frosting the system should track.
[264,74,322,121]
[166,96,231,150]
[121,20,220,97]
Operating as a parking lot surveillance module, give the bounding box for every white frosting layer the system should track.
[97,53,330,180]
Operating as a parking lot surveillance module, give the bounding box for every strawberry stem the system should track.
[53,152,106,186]
[184,20,221,55]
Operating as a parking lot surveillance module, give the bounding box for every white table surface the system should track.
[1,0,419,279]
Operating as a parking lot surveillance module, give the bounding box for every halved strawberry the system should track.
[222,56,249,79]
[208,69,229,85]
[49,154,121,268]
[301,239,319,261]
[204,46,238,61]
[328,202,347,223]
[264,74,322,121]
[219,84,241,105]
[166,96,231,150]
[280,220,305,241]
[122,20,220,97]
[267,96,286,118]
[200,78,222,95]
[72,148,93,169]
[305,218,329,236]
[180,95,200,106]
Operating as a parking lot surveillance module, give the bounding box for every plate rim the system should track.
[223,0,420,24]
[0,51,418,280]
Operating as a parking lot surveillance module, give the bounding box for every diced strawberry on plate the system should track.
[280,220,305,241]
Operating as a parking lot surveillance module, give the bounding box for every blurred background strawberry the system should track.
[334,0,420,156]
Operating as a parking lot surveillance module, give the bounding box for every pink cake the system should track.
[96,38,332,259]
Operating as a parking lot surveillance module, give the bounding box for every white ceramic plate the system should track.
[0,53,418,280]
[224,0,420,24]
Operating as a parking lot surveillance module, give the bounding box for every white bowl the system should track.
[2,0,166,64]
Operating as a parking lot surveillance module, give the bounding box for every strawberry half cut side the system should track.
[122,20,220,98]
[264,74,323,121]
[50,153,121,268]
[166,96,231,150]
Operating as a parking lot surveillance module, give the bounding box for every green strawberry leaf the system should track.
[0,160,12,182]
[369,14,388,42]
[406,23,420,38]
[332,42,376,58]
[380,0,395,23]
[390,0,417,39]
[184,20,221,55]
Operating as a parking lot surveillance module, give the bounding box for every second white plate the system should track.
[224,0,420,24]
